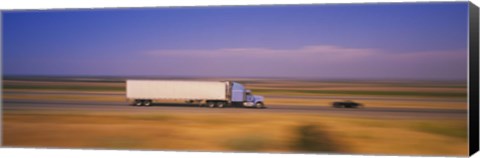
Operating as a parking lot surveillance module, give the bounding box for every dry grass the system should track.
[3,110,467,156]
[3,92,124,102]
[3,80,123,87]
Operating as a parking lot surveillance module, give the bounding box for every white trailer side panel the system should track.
[126,80,227,100]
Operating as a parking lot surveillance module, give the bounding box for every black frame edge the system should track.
[469,1,480,156]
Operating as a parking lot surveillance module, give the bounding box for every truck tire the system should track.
[216,102,225,108]
[134,100,143,106]
[255,102,264,108]
[143,100,152,106]
[207,102,215,108]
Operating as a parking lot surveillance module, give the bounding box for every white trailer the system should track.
[126,80,265,108]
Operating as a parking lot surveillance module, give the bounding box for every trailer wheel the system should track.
[143,100,152,106]
[207,102,215,108]
[255,102,265,108]
[216,102,225,108]
[134,100,143,106]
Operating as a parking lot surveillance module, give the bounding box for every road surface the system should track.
[3,99,466,119]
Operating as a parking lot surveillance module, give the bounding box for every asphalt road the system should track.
[2,99,467,119]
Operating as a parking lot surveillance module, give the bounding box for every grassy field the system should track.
[3,79,467,96]
[2,77,469,156]
[3,110,467,156]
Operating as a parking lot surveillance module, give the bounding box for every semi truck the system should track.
[126,80,265,108]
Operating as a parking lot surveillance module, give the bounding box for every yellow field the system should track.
[3,110,467,156]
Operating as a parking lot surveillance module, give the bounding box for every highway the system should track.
[3,99,466,119]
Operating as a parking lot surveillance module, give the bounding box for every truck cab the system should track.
[243,90,265,108]
[230,82,265,108]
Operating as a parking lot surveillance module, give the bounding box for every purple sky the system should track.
[3,2,469,80]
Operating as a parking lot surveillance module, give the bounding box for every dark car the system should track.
[332,101,364,108]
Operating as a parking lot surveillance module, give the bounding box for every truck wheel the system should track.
[135,100,143,106]
[255,102,264,108]
[216,102,225,108]
[207,102,215,108]
[143,100,152,106]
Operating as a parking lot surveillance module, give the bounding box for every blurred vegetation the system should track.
[14,84,467,98]
[127,114,174,121]
[411,122,467,139]
[292,124,339,152]
[224,134,269,151]
[4,85,124,91]
[4,78,467,99]
[253,89,466,98]
[94,136,144,149]
[4,111,468,155]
